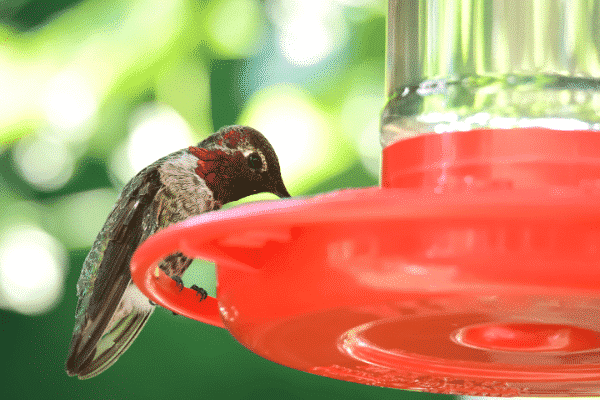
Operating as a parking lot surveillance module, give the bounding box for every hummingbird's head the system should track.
[189,125,291,204]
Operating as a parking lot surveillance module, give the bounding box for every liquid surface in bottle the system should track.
[381,75,600,147]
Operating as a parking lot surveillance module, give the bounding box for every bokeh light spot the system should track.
[43,69,98,132]
[268,0,349,66]
[111,104,196,183]
[207,0,264,57]
[13,135,75,191]
[0,225,66,315]
[128,104,195,172]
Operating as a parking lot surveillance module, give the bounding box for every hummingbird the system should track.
[65,125,290,379]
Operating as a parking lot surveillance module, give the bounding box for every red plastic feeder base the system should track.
[131,129,600,396]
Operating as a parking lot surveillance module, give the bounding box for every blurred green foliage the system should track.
[0,0,450,399]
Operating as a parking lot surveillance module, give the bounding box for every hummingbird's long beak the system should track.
[272,181,291,198]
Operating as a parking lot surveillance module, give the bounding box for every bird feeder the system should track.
[131,0,600,396]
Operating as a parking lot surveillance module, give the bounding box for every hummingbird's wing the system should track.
[70,299,153,379]
[73,253,194,378]
[66,167,167,379]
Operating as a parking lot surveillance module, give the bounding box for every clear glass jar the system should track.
[382,0,600,145]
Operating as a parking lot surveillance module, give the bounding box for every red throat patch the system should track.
[188,146,244,188]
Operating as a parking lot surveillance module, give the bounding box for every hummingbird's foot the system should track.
[149,300,157,306]
[190,285,208,301]
[172,276,184,291]
[172,311,180,316]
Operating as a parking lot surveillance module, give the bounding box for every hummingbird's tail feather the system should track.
[66,280,155,379]
[66,308,153,379]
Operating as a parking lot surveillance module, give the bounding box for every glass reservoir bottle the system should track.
[382,0,600,190]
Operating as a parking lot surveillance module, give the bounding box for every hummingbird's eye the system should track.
[247,152,263,170]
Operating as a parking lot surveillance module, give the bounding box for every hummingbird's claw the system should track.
[172,276,184,291]
[190,285,208,301]
[148,300,157,306]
